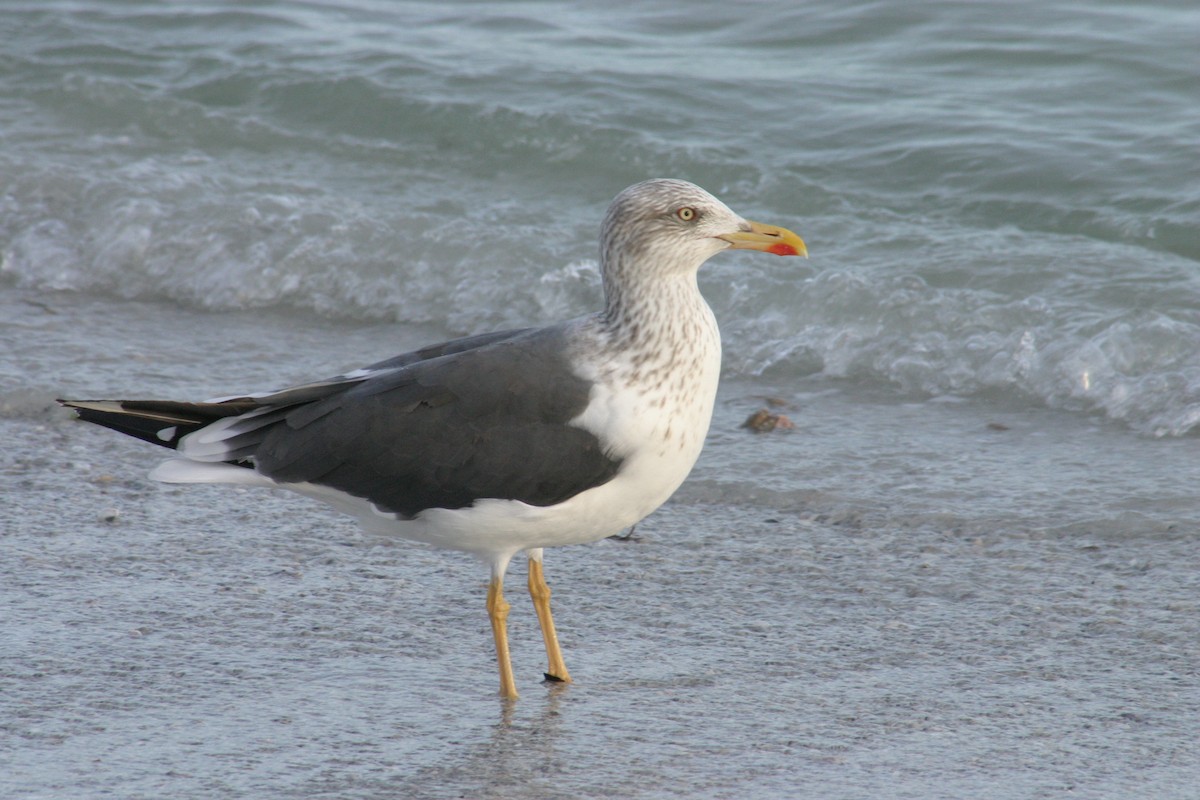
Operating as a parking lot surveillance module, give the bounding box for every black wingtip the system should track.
[58,399,194,451]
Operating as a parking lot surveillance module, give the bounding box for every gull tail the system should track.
[56,398,256,451]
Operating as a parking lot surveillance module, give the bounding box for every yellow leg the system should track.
[528,556,572,683]
[487,577,519,699]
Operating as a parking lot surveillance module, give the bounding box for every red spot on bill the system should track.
[766,242,801,256]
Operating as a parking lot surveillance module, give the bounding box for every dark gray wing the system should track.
[61,326,546,458]
[251,326,622,518]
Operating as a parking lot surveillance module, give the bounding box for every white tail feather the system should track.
[149,459,272,485]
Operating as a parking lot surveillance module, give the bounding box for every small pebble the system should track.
[741,409,795,433]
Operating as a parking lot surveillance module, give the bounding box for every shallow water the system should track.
[3,1,1200,797]
[4,0,1200,433]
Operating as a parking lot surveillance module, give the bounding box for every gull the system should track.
[60,178,806,698]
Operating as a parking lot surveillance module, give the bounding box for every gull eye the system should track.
[676,207,697,222]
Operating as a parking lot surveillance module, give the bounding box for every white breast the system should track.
[566,296,723,527]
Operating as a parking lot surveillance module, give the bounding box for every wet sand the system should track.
[4,292,1199,798]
